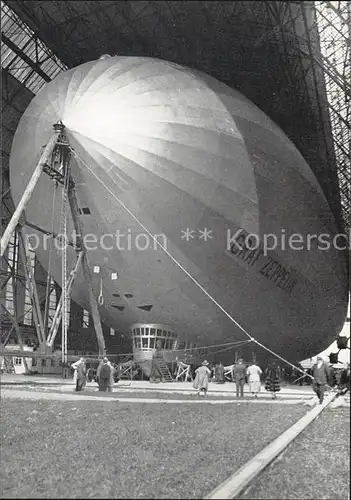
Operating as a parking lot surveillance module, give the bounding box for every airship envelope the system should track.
[9,56,348,362]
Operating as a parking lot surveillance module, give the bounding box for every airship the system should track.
[9,56,348,365]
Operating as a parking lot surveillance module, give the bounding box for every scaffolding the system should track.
[1,122,107,368]
[314,1,351,231]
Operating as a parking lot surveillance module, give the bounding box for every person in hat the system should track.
[97,357,112,392]
[215,361,225,384]
[233,358,247,398]
[75,358,87,392]
[311,355,330,404]
[264,360,281,399]
[193,360,211,396]
[71,357,84,389]
[338,363,350,395]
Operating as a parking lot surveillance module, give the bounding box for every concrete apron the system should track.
[0,388,312,405]
[204,392,337,499]
[0,377,315,399]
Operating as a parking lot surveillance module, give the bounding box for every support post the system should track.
[1,325,14,348]
[66,174,106,357]
[9,236,29,374]
[43,278,54,339]
[0,273,11,292]
[16,225,46,345]
[81,254,107,357]
[1,123,63,257]
[46,250,84,346]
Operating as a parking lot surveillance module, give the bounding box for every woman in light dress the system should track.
[246,362,262,398]
[193,360,211,396]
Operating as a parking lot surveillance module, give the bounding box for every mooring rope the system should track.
[182,339,253,352]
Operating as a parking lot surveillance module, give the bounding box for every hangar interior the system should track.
[0,1,350,370]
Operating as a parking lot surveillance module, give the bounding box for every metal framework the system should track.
[258,1,350,234]
[314,1,351,230]
[1,122,107,366]
[1,1,66,93]
[1,2,67,352]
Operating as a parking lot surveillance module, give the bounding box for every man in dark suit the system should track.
[311,356,330,404]
[338,363,350,395]
[76,358,87,392]
[233,358,247,398]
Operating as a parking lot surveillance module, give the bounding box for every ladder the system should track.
[154,357,174,382]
